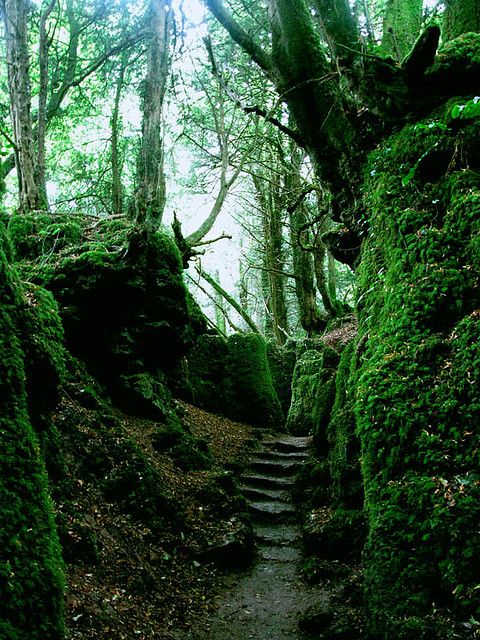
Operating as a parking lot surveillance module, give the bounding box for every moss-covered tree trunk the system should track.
[134,0,173,229]
[443,0,480,40]
[381,0,423,61]
[254,170,289,344]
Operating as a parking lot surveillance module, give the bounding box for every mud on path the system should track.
[175,437,329,640]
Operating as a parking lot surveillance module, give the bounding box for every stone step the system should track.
[248,459,302,476]
[239,484,289,502]
[250,450,309,463]
[258,546,300,563]
[262,436,312,454]
[240,474,294,490]
[253,523,300,547]
[248,500,296,523]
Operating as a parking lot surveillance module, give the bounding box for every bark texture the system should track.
[1,0,41,212]
[134,0,173,229]
[443,0,480,40]
[382,0,423,61]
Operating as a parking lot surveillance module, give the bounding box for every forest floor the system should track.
[56,382,262,640]
[56,371,364,640]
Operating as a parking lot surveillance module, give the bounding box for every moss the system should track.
[0,230,65,639]
[286,341,339,439]
[185,332,284,429]
[355,106,480,632]
[224,333,283,429]
[119,372,182,426]
[8,212,82,260]
[20,283,66,425]
[18,225,196,396]
[184,334,229,412]
[266,340,296,416]
[327,341,363,508]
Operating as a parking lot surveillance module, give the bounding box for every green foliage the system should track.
[0,229,64,639]
[451,96,480,120]
[356,104,480,632]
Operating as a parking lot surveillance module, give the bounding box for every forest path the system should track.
[175,436,328,640]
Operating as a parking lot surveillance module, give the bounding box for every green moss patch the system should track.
[0,230,65,639]
[355,104,480,633]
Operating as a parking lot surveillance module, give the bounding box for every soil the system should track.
[174,524,329,640]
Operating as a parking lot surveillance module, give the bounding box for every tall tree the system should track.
[134,0,174,229]
[1,0,41,212]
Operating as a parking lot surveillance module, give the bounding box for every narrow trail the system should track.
[177,436,328,640]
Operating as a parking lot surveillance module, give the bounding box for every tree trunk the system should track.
[197,266,261,335]
[37,0,56,209]
[382,0,423,61]
[254,170,289,345]
[1,0,41,212]
[443,0,480,40]
[288,203,325,335]
[111,56,128,215]
[134,0,173,229]
[214,270,227,335]
[269,0,357,209]
[311,0,360,64]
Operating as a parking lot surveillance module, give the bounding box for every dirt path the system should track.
[175,437,328,640]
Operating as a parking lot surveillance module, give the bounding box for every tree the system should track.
[382,0,423,61]
[1,0,42,212]
[443,0,480,40]
[134,0,174,229]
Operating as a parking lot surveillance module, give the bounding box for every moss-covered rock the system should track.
[266,340,296,417]
[355,99,480,633]
[17,223,196,400]
[327,341,363,508]
[224,333,283,429]
[8,212,82,260]
[286,341,339,440]
[0,229,65,639]
[185,332,284,429]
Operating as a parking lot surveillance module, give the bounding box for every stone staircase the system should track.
[239,436,311,547]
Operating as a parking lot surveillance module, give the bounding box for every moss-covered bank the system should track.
[0,227,65,639]
[11,218,203,422]
[355,83,480,635]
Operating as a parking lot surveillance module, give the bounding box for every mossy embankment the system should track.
[0,226,65,640]
[355,91,480,637]
[2,213,280,638]
[293,38,480,639]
